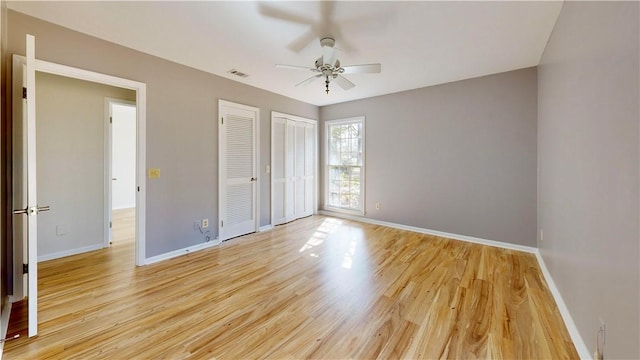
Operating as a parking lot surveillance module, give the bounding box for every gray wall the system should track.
[538,2,639,359]
[320,68,538,247]
[36,72,135,258]
[6,10,318,258]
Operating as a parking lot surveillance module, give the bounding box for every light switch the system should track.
[149,168,161,178]
[266,165,271,174]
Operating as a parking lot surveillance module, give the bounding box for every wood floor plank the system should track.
[3,212,579,359]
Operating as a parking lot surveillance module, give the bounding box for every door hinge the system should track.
[22,87,27,99]
[221,117,224,125]
[137,186,140,192]
[110,116,112,124]
[23,263,28,274]
[221,220,224,227]
[109,221,112,229]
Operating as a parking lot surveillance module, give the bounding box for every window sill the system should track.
[322,206,365,217]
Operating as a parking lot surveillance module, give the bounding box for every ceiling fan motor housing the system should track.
[319,37,336,48]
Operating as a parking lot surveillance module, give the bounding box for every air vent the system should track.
[227,69,249,78]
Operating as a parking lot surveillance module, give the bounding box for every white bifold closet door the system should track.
[271,113,316,226]
[271,118,287,225]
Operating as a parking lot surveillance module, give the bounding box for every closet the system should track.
[271,112,316,226]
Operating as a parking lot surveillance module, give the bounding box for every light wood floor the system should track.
[4,212,578,359]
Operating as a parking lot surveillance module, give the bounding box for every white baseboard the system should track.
[112,205,136,211]
[534,250,590,359]
[259,224,273,232]
[38,243,104,262]
[318,210,537,253]
[0,296,12,357]
[144,240,221,265]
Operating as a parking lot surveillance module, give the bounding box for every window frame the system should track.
[324,116,365,216]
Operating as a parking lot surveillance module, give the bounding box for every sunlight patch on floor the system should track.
[341,240,357,269]
[299,218,343,255]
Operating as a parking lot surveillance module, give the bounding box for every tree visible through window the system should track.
[325,117,364,213]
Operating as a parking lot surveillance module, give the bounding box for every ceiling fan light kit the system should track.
[276,37,381,94]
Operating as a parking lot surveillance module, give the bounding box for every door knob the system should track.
[250,177,257,182]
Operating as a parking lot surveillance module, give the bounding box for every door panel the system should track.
[270,112,316,226]
[26,34,39,338]
[271,118,286,225]
[11,55,27,303]
[294,123,305,218]
[303,124,315,216]
[219,102,258,240]
[285,120,295,222]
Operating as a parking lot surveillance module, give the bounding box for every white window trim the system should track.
[324,116,365,216]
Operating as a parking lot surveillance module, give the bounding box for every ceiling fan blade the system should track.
[322,45,336,66]
[296,74,322,87]
[333,75,355,90]
[319,1,335,23]
[276,64,318,72]
[287,28,318,53]
[258,3,315,26]
[341,63,382,74]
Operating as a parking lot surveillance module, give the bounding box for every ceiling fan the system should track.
[276,37,381,94]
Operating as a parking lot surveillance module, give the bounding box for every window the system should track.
[325,117,365,215]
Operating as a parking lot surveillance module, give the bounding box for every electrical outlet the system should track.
[202,219,209,228]
[375,203,381,210]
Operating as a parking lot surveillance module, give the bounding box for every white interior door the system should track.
[271,117,287,225]
[302,122,316,217]
[293,123,306,218]
[12,34,44,337]
[285,120,295,222]
[219,100,258,240]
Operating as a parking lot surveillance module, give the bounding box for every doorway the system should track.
[107,100,137,249]
[11,52,147,337]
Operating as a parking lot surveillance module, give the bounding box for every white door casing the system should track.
[218,100,259,240]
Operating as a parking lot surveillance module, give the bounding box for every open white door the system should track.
[12,34,45,337]
[218,100,258,241]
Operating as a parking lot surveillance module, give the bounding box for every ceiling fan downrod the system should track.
[325,76,330,94]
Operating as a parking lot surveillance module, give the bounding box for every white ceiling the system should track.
[7,1,563,106]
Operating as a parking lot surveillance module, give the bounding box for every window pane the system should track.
[326,119,364,211]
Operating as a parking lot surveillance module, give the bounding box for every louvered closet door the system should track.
[271,117,287,225]
[219,101,258,240]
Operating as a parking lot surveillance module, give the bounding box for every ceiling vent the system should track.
[228,69,249,78]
